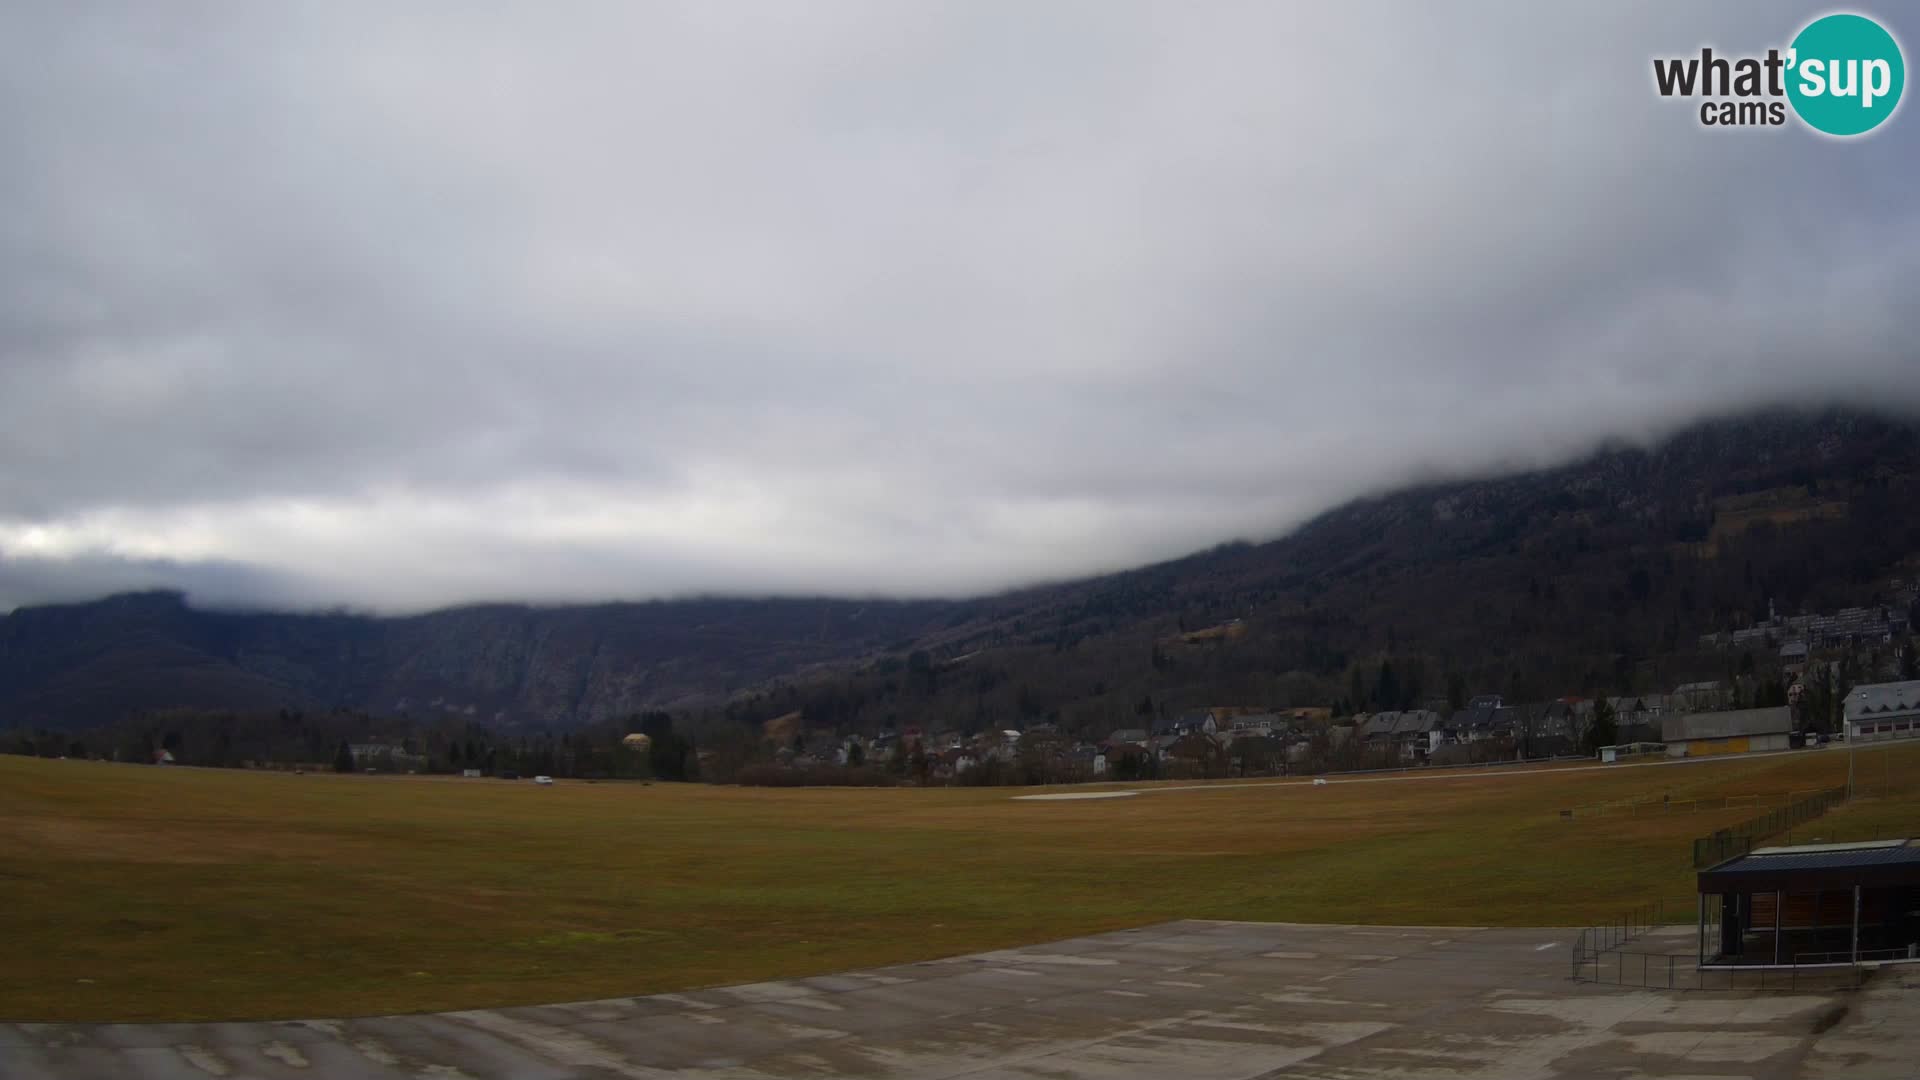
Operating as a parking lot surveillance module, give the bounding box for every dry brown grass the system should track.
[0,743,1914,1023]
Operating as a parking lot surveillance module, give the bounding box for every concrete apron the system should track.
[4,920,1917,1079]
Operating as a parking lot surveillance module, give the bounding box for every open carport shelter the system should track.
[1698,839,1920,968]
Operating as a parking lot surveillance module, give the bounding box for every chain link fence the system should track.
[1691,785,1848,868]
[1562,789,1829,821]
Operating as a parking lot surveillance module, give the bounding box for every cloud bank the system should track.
[2,1,1917,612]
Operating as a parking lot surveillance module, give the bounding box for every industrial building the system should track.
[1661,706,1793,757]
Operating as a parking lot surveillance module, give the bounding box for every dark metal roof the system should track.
[1723,843,1920,872]
[1698,840,1920,892]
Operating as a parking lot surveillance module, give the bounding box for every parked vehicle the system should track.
[533,775,554,785]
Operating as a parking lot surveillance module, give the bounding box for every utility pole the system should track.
[1843,680,1855,799]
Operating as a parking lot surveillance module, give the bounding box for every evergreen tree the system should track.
[1372,660,1400,711]
[1585,697,1618,754]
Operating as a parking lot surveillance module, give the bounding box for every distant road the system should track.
[1069,744,1849,798]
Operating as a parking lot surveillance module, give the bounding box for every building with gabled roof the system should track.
[1363,711,1402,743]
[1673,681,1726,711]
[1392,709,1450,761]
[1844,680,1920,744]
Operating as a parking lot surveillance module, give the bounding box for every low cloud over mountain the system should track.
[3,2,1917,612]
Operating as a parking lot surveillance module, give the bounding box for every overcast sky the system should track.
[2,2,1916,613]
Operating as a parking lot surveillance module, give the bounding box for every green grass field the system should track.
[2,745,1915,1022]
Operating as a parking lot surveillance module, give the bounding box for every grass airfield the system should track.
[1,745,1915,1022]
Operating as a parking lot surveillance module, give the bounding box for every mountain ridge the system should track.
[5,406,1919,731]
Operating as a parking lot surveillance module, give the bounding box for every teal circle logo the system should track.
[1787,13,1905,136]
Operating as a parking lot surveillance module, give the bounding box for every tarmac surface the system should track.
[4,919,1917,1079]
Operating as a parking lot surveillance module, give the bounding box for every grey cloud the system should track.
[0,553,321,614]
[1,1,1917,612]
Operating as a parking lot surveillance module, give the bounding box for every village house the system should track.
[1673,680,1726,712]
[1451,703,1505,743]
[1606,694,1670,719]
[1175,710,1217,735]
[1228,718,1290,745]
[1162,731,1224,774]
[1527,702,1580,757]
[1605,697,1665,744]
[1229,712,1284,737]
[1393,709,1448,762]
[930,746,976,778]
[1363,711,1402,748]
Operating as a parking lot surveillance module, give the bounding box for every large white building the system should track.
[1844,680,1920,744]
